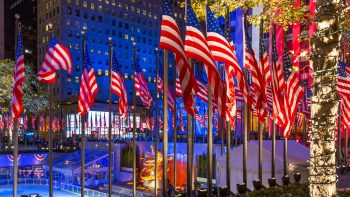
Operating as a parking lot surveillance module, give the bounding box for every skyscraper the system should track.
[37,0,184,109]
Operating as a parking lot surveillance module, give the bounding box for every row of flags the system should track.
[10,0,328,139]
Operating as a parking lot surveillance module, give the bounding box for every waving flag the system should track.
[157,65,175,112]
[111,51,128,118]
[78,46,98,116]
[12,30,25,119]
[184,1,227,118]
[134,57,153,108]
[37,36,72,83]
[194,65,208,102]
[179,110,185,132]
[282,50,304,138]
[301,88,312,118]
[337,60,350,98]
[159,0,198,115]
[175,76,183,97]
[244,24,266,119]
[296,113,304,128]
[195,113,205,127]
[206,7,237,126]
[271,31,286,126]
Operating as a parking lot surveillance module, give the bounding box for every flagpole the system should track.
[108,37,113,197]
[282,34,289,185]
[225,8,231,194]
[204,7,213,196]
[185,1,194,196]
[173,64,177,192]
[258,19,264,184]
[46,22,55,197]
[162,49,169,197]
[302,86,307,145]
[80,30,86,197]
[12,14,20,197]
[242,14,248,189]
[154,48,159,196]
[132,42,137,197]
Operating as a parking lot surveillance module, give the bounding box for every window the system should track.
[143,10,146,15]
[66,19,72,25]
[75,44,79,50]
[105,70,109,76]
[75,0,79,5]
[98,5,103,12]
[75,9,80,17]
[83,1,87,7]
[98,69,102,75]
[137,8,140,13]
[125,34,128,40]
[67,88,72,95]
[75,76,80,82]
[112,0,116,6]
[67,77,72,82]
[67,7,72,15]
[91,3,95,10]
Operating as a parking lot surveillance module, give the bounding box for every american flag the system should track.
[32,115,35,130]
[175,76,183,97]
[206,7,236,126]
[266,86,273,113]
[157,65,175,112]
[179,111,185,131]
[139,117,144,132]
[195,113,205,127]
[235,87,244,103]
[337,60,350,98]
[337,60,350,128]
[111,51,128,118]
[214,112,219,129]
[12,30,25,119]
[296,112,304,128]
[134,57,153,108]
[261,38,271,86]
[37,36,72,83]
[194,64,208,102]
[282,49,304,138]
[159,0,198,115]
[103,112,107,129]
[341,95,350,129]
[271,31,286,126]
[244,23,266,120]
[23,115,27,129]
[78,46,98,116]
[184,1,227,118]
[301,88,311,118]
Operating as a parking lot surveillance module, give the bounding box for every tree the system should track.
[309,1,344,196]
[0,59,48,129]
[189,0,349,196]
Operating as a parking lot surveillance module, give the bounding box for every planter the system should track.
[253,179,262,190]
[293,173,301,183]
[236,183,247,194]
[282,175,290,186]
[268,178,276,187]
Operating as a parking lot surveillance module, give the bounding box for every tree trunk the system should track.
[309,0,342,196]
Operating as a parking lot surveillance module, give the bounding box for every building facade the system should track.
[37,0,184,108]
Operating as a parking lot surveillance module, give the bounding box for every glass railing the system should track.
[0,178,152,197]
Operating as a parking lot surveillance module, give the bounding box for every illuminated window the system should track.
[143,10,146,15]
[112,0,116,6]
[83,1,87,7]
[98,5,102,12]
[125,4,128,10]
[75,76,79,82]
[91,3,95,10]
[124,34,128,40]
[98,69,102,75]
[131,0,135,2]
[105,0,109,4]
[67,19,72,25]
[131,6,134,12]
[118,2,122,7]
[98,50,102,54]
[105,70,109,76]
[125,73,128,79]
[67,77,72,82]
[75,0,79,5]
[137,8,140,13]
[131,36,134,41]
[68,42,72,48]
[67,0,71,3]
[148,76,152,82]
